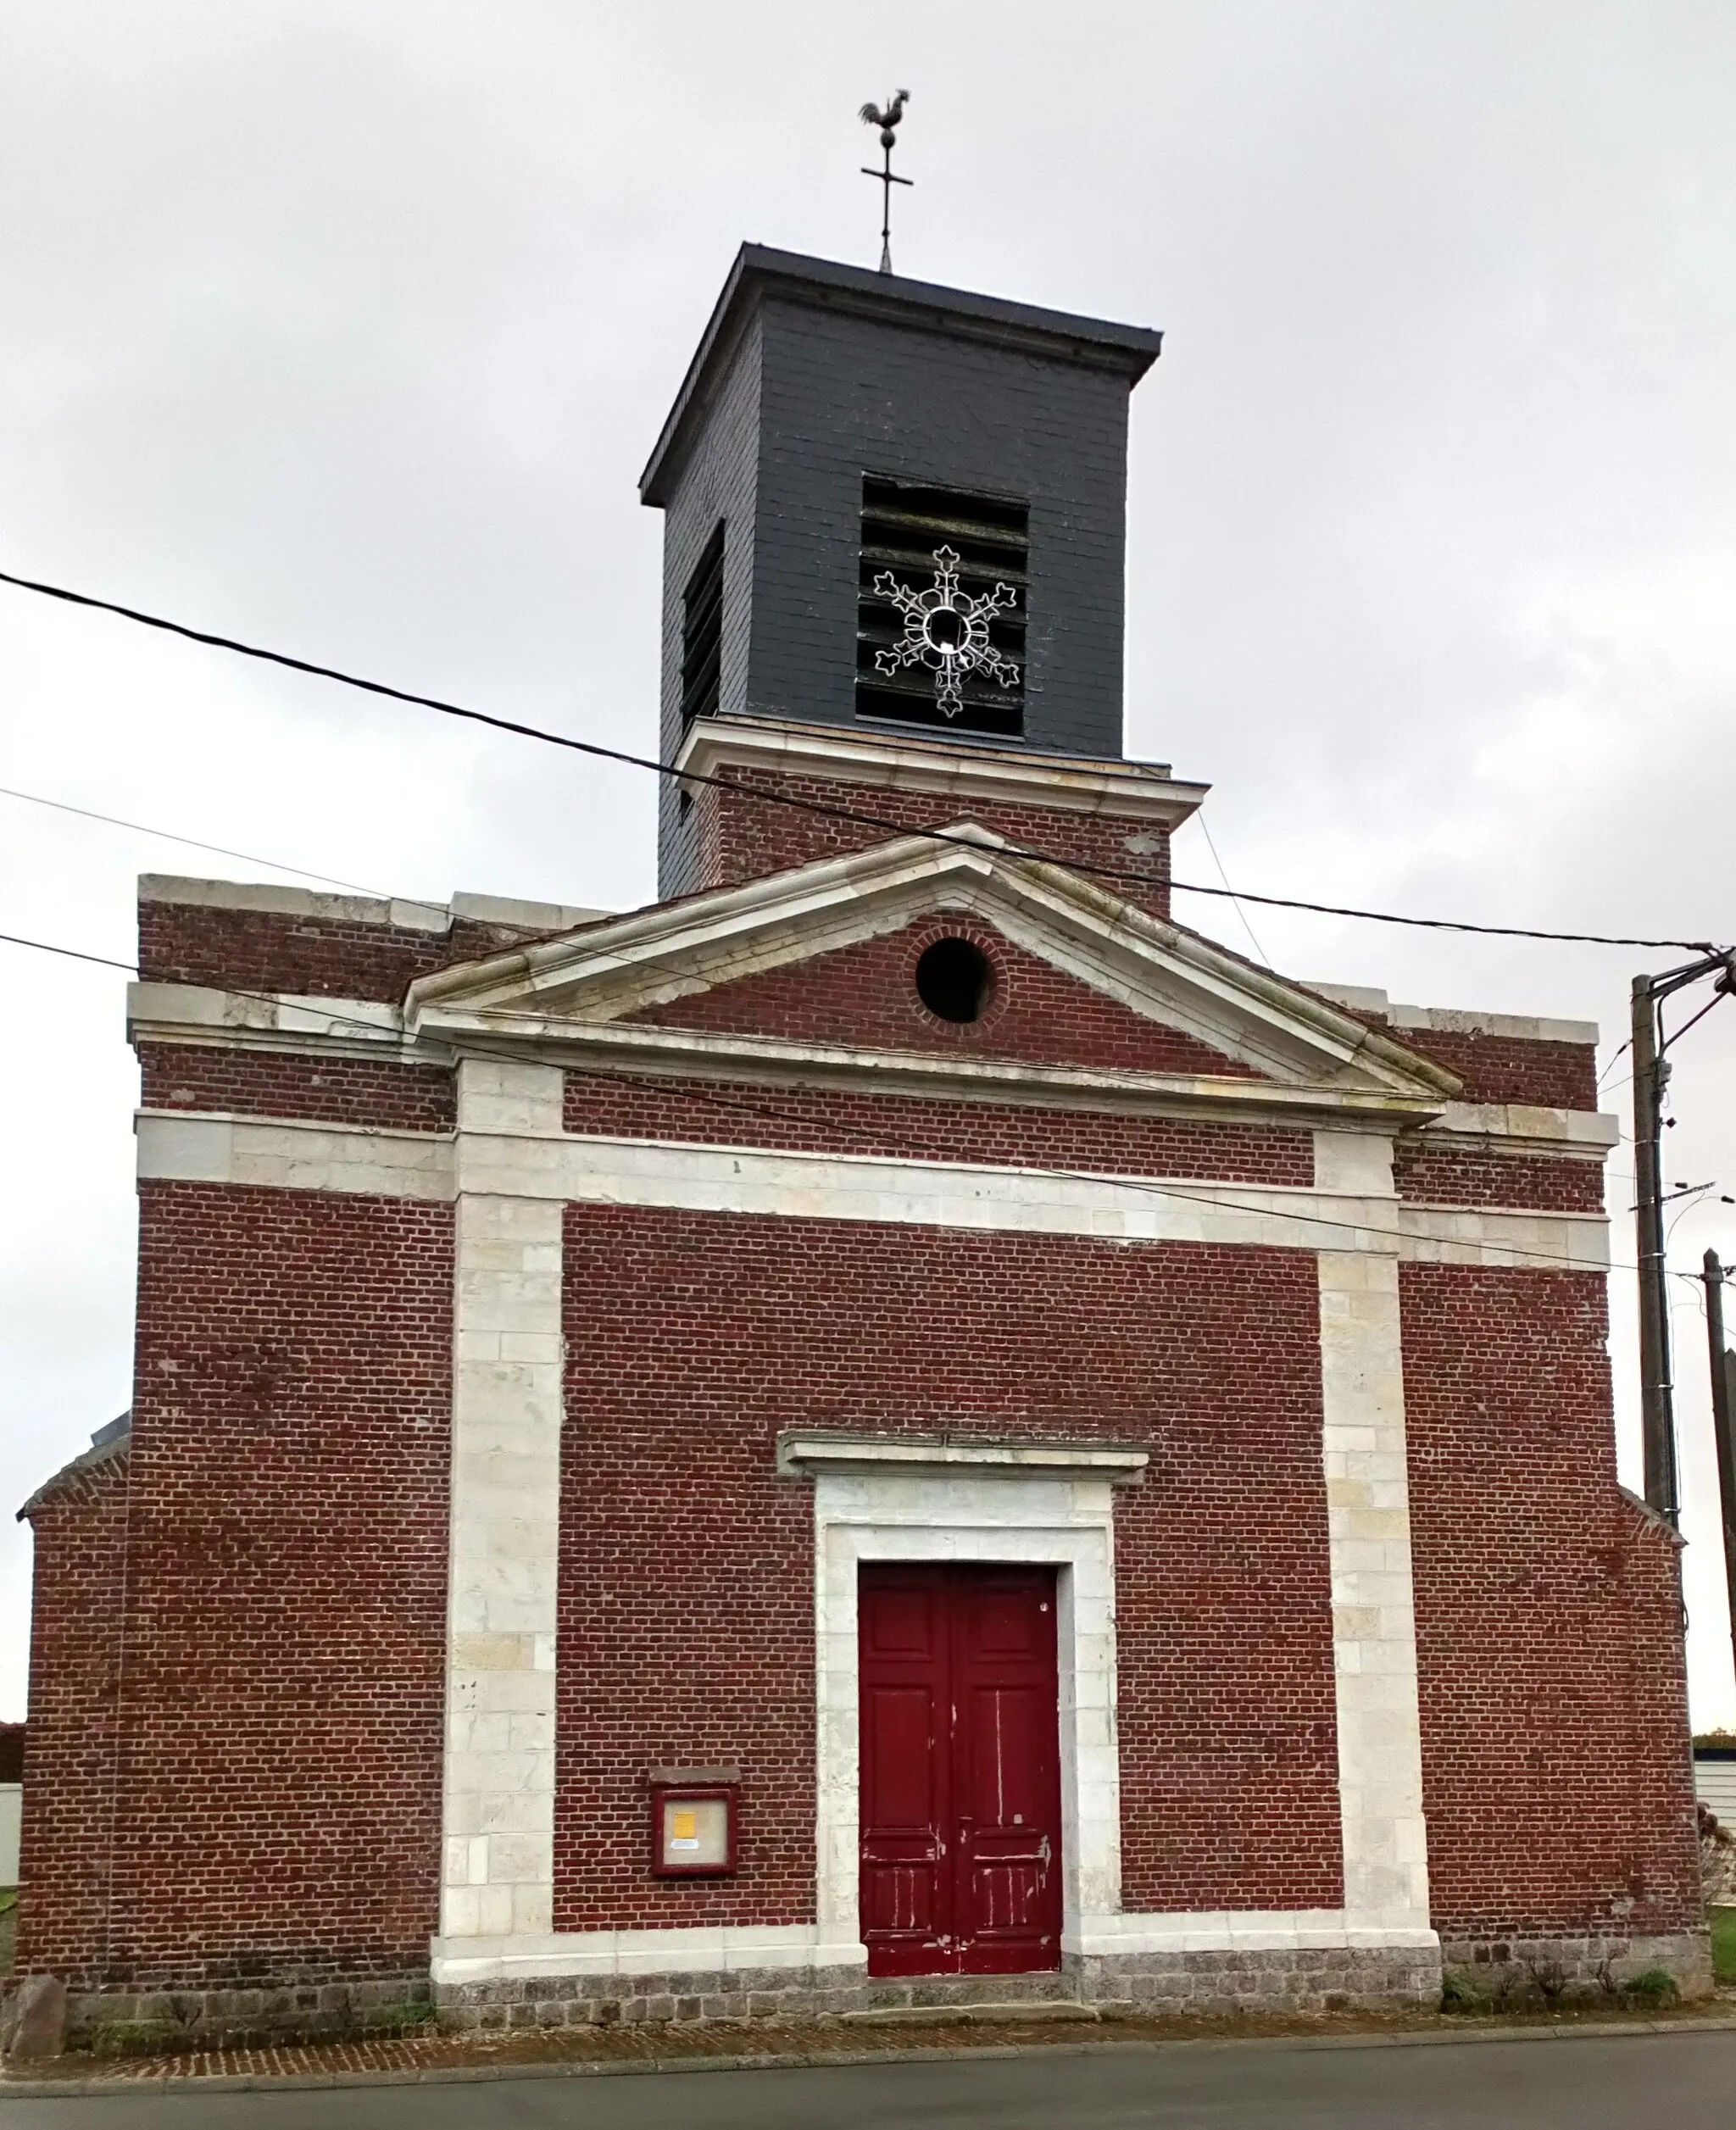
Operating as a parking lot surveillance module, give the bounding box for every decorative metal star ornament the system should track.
[873,545,1021,716]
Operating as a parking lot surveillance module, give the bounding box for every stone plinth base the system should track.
[437,1966,867,2032]
[55,1931,1707,2048]
[1069,1942,1441,2015]
[59,1973,433,2053]
[432,1945,1441,2031]
[1439,1930,1712,2002]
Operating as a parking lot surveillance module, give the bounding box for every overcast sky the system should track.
[2,1,1733,1727]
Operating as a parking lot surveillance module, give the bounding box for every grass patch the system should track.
[358,1999,438,2038]
[1711,1907,1736,1985]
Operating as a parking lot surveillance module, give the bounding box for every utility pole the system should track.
[1633,975,1678,1521]
[1632,951,1736,1524]
[1707,1250,1736,1683]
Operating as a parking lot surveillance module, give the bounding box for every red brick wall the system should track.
[565,1071,1311,1185]
[25,1182,455,1989]
[691,765,1172,916]
[137,903,530,1004]
[1383,1026,1598,1111]
[17,1445,131,1978]
[554,1209,1341,1928]
[1401,1264,1701,1939]
[138,1043,455,1133]
[628,917,1261,1082]
[1392,1146,1605,1214]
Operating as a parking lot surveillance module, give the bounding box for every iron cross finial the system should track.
[859,90,912,275]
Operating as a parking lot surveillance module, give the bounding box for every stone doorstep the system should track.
[843,2000,1102,2027]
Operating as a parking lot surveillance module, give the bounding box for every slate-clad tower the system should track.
[643,247,1162,897]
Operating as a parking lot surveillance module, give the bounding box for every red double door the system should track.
[858,1563,1063,1977]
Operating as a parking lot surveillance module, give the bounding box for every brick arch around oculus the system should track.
[622,915,1266,1080]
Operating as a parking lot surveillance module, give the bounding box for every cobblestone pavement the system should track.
[6,2025,1736,2127]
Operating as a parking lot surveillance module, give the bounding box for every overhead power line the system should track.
[1196,814,1271,968]
[0,929,136,973]
[0,783,428,908]
[0,919,1708,1290]
[0,567,1722,955]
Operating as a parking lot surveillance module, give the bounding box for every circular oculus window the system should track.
[914,937,996,1025]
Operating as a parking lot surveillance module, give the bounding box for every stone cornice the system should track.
[776,1432,1149,1484]
[140,871,1617,1149]
[136,875,609,937]
[128,978,1457,1134]
[127,982,416,1065]
[403,823,1460,1104]
[672,714,1209,827]
[1408,1104,1621,1163]
[1306,982,1600,1047]
[126,1008,1621,1155]
[137,873,452,932]
[129,975,1635,1150]
[427,1012,1450,1132]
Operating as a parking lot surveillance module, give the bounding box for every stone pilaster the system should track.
[1318,1242,1433,1934]
[440,1061,566,1943]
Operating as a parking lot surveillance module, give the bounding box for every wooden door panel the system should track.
[859,1569,952,1975]
[859,1563,1061,1979]
[958,1684,1051,1828]
[863,1684,941,1829]
[862,1858,938,1939]
[967,1585,1043,1654]
[864,1584,938,1656]
[951,1571,1062,1974]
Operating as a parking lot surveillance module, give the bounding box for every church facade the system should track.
[18,247,1705,2041]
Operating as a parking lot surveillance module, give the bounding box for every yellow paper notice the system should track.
[671,1809,697,1840]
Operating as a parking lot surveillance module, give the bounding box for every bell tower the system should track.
[641,247,1166,897]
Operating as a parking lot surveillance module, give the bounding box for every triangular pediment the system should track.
[620,914,1272,1082]
[405,825,1459,1106]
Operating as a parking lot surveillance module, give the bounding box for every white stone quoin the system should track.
[1317,1249,1433,1934]
[440,1060,566,1944]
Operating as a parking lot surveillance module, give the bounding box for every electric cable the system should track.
[0,782,617,965]
[1195,815,1271,968]
[0,920,1706,1287]
[0,567,1722,954]
[0,930,137,973]
[1,767,1680,1254]
[0,783,440,911]
[2,772,1717,1137]
[1664,989,1731,1056]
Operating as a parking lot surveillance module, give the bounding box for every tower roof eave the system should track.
[640,244,1164,508]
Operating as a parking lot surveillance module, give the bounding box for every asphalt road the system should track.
[7,2031,1736,2130]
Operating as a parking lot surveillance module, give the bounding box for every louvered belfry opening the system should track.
[856,476,1029,736]
[679,523,726,726]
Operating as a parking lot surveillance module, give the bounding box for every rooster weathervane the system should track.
[859,90,911,275]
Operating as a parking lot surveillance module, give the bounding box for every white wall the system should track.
[0,1782,19,1886]
[1694,1758,1736,1825]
